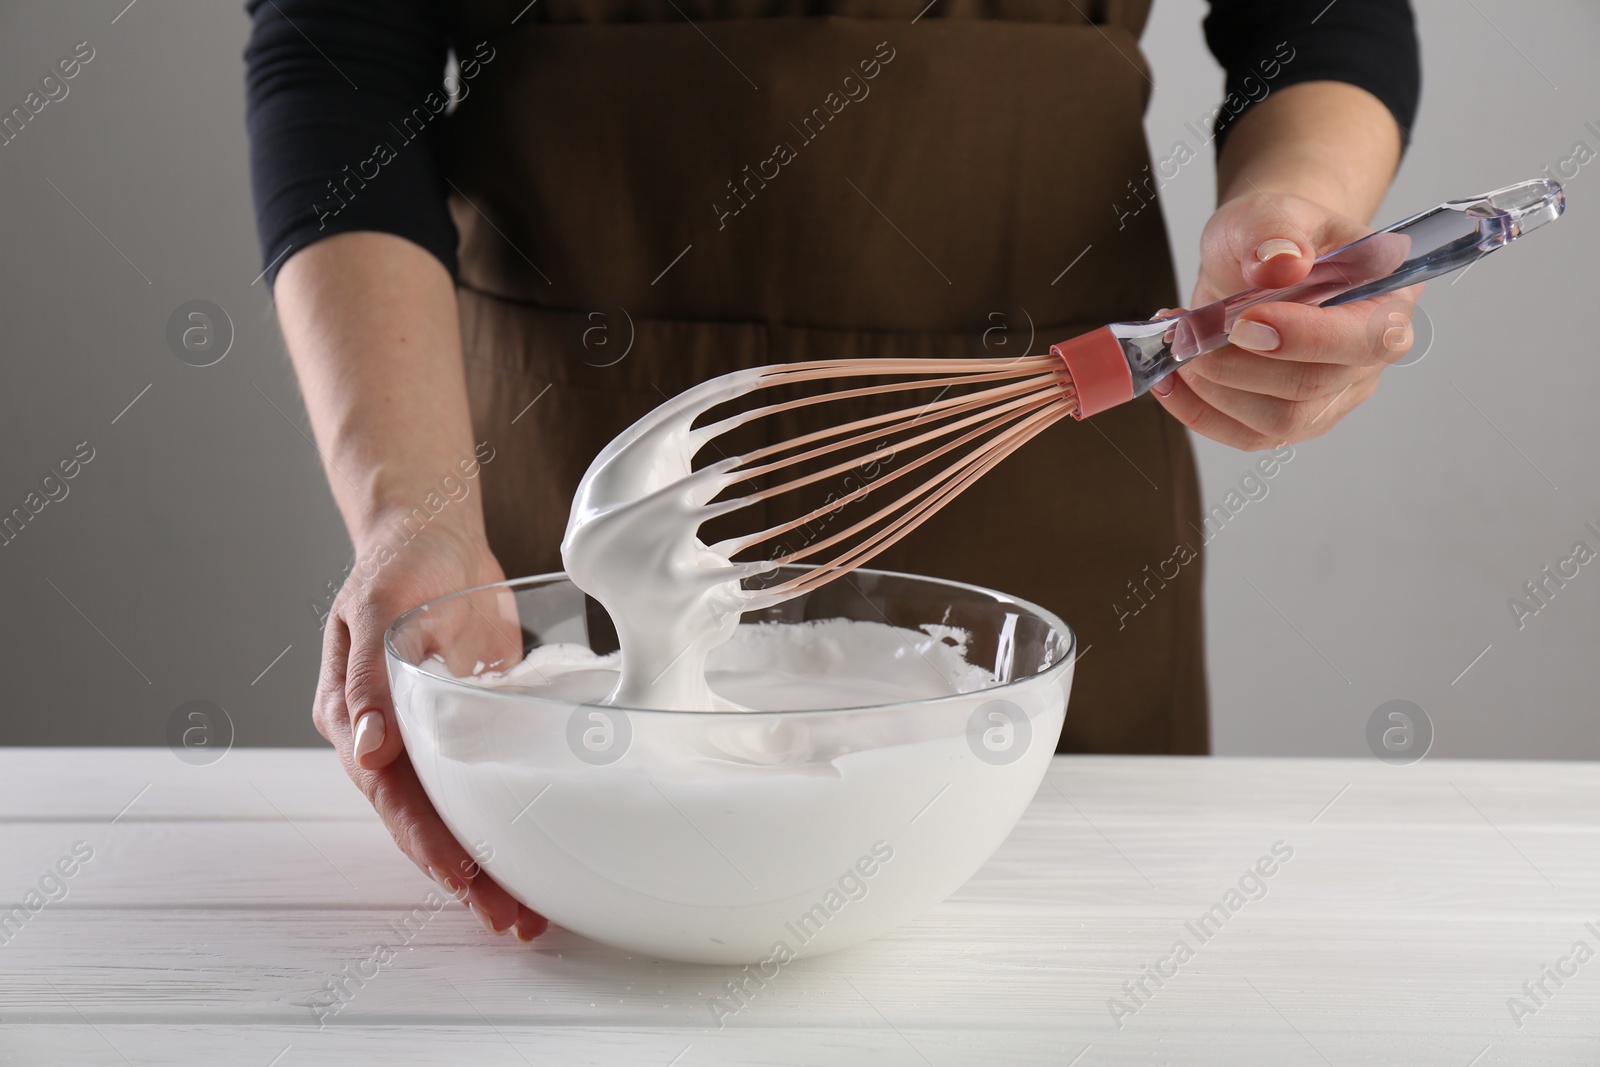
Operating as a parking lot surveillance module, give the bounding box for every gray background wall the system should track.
[0,0,1593,757]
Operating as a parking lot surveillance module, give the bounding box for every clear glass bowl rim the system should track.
[384,565,1076,718]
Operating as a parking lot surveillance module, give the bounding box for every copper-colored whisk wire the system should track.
[696,354,1080,599]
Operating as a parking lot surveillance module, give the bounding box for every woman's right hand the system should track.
[313,511,549,942]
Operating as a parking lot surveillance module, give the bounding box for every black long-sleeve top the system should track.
[244,0,1421,288]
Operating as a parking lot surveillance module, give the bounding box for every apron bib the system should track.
[443,0,1209,754]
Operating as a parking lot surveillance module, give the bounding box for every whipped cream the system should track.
[559,368,789,710]
[477,617,995,710]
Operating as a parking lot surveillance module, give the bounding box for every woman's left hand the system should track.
[1151,190,1421,451]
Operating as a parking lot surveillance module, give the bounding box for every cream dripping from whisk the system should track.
[560,369,779,711]
[560,356,1068,711]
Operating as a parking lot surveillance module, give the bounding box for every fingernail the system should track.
[352,710,386,763]
[514,913,548,943]
[1228,319,1280,352]
[495,588,520,626]
[470,902,509,936]
[1256,238,1301,262]
[1153,307,1177,320]
[1151,375,1174,398]
[427,865,468,899]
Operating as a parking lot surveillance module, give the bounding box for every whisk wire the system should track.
[753,393,1069,567]
[677,352,1082,603]
[728,371,1061,474]
[761,399,1076,599]
[705,356,1063,449]
[720,374,1068,517]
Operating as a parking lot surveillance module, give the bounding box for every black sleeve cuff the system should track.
[1203,0,1421,157]
[243,0,458,289]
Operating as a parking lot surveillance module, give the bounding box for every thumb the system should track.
[347,598,406,770]
[1226,197,1317,291]
[1241,232,1311,291]
[1201,192,1369,296]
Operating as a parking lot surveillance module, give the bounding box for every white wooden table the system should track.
[2,749,1598,1065]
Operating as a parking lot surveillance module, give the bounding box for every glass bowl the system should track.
[385,566,1074,965]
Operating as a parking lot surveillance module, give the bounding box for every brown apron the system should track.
[443,0,1209,755]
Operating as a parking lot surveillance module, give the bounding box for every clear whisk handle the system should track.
[1050,178,1565,419]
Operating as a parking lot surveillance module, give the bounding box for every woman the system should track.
[246,0,1420,941]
